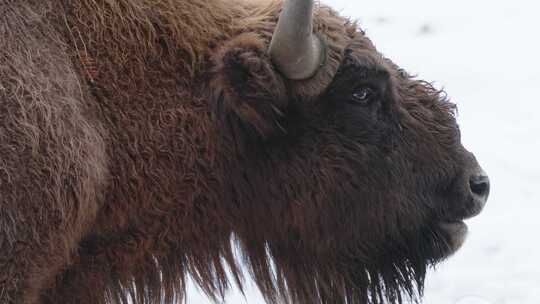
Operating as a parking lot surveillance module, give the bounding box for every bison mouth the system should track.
[437,220,468,257]
[432,166,490,258]
[433,202,482,260]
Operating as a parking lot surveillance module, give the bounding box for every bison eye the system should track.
[351,87,376,105]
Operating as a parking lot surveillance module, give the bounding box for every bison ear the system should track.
[208,33,288,140]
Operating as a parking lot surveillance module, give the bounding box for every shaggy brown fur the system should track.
[0,1,485,304]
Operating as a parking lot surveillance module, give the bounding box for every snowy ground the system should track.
[187,0,540,303]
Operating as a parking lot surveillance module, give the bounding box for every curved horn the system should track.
[269,0,325,80]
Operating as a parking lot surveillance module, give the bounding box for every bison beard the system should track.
[0,0,488,304]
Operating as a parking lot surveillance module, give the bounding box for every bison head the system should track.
[207,0,489,303]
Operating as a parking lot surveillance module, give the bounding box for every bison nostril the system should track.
[469,175,490,201]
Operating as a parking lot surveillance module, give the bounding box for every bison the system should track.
[0,0,490,303]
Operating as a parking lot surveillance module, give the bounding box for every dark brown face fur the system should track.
[208,13,485,304]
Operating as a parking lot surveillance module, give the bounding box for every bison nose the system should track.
[469,173,490,206]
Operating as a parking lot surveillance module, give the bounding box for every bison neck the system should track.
[19,0,283,299]
[48,0,244,248]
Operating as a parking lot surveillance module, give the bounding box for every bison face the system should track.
[208,1,489,303]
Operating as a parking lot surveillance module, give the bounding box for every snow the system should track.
[187,0,540,303]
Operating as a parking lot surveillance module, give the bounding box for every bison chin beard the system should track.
[343,224,461,304]
[243,223,457,304]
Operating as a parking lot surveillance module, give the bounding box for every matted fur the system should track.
[0,1,480,304]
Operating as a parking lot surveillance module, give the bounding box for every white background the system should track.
[187,0,540,303]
